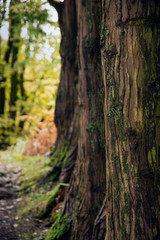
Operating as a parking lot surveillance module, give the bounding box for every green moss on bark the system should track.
[50,142,69,168]
[136,21,160,170]
[45,212,68,240]
[36,183,69,219]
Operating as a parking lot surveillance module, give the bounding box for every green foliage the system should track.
[36,184,60,219]
[0,138,51,188]
[0,117,17,148]
[0,0,60,147]
[48,183,69,206]
[0,137,67,239]
[47,184,61,205]
[46,212,68,240]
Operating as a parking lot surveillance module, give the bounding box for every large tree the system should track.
[102,0,160,239]
[48,0,160,239]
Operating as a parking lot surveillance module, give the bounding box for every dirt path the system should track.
[0,164,20,240]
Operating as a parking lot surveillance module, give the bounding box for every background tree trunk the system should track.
[50,0,79,184]
[52,0,78,150]
[0,0,13,116]
[9,41,20,120]
[0,38,12,115]
[63,1,106,239]
[9,0,21,120]
[49,0,106,239]
[19,64,27,130]
[0,0,21,118]
[0,0,8,115]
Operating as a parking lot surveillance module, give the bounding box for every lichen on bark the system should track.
[102,1,160,239]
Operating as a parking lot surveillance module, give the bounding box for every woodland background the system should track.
[0,0,60,149]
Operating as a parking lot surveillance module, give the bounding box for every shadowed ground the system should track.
[0,165,20,240]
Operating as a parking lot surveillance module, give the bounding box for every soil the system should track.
[0,164,51,240]
[0,164,20,240]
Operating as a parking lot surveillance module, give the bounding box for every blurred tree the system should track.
[9,0,21,119]
[0,0,12,115]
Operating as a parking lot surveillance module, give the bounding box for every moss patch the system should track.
[36,183,69,219]
[50,142,68,168]
[45,212,68,240]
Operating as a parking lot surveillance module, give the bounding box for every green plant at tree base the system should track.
[36,183,69,219]
[45,212,68,240]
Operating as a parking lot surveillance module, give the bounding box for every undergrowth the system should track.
[45,212,68,240]
[0,138,69,240]
[35,183,69,219]
[0,138,55,239]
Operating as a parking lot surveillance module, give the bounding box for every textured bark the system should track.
[49,0,106,239]
[49,0,160,239]
[101,1,160,239]
[54,0,78,149]
[51,0,79,184]
[63,1,106,239]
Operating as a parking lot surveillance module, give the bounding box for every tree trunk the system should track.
[0,15,13,115]
[0,0,21,119]
[9,45,19,120]
[101,1,160,239]
[49,0,106,239]
[48,0,79,183]
[9,0,21,120]
[19,65,27,129]
[0,38,12,115]
[55,0,78,149]
[63,1,106,239]
[0,0,8,115]
[49,0,160,239]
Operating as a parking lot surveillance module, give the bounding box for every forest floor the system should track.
[0,164,19,240]
[0,138,56,240]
